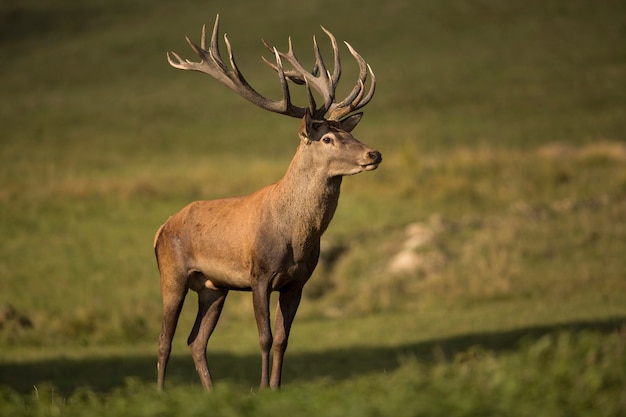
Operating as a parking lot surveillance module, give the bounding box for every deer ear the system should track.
[339,112,363,132]
[299,111,325,144]
[299,111,313,144]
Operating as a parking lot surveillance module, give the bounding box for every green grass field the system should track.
[1,0,625,415]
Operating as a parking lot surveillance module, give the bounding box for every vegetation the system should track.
[1,331,624,417]
[1,0,624,415]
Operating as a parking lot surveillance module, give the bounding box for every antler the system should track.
[167,15,303,117]
[262,29,376,121]
[167,14,375,121]
[327,42,376,121]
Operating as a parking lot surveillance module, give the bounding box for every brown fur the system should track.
[155,113,381,390]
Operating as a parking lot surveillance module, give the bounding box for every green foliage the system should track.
[0,330,624,417]
[1,0,625,415]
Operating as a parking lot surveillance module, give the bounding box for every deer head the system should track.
[166,14,381,176]
[297,112,381,177]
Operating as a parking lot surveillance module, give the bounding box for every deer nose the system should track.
[368,150,382,163]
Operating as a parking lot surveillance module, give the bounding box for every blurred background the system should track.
[0,0,624,404]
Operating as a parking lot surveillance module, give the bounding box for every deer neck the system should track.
[271,145,343,238]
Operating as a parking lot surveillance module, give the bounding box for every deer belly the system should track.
[187,261,252,291]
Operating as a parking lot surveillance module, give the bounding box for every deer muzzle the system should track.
[361,150,382,171]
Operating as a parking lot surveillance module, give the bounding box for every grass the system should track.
[1,0,625,415]
[0,329,624,417]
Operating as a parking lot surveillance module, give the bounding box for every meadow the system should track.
[1,0,625,415]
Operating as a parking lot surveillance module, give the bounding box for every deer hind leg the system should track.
[157,276,188,391]
[188,285,228,391]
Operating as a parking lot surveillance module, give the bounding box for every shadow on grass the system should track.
[1,316,624,395]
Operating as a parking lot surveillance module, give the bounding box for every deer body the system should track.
[156,15,380,390]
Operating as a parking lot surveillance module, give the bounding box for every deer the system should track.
[155,14,381,391]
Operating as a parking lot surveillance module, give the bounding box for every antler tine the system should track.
[167,14,307,118]
[312,35,330,91]
[208,15,232,75]
[327,41,376,121]
[320,26,341,90]
[200,23,207,50]
[360,64,376,106]
[223,33,243,81]
[271,47,300,116]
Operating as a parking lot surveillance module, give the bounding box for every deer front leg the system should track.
[252,283,273,388]
[270,287,303,389]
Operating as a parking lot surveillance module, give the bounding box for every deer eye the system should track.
[322,136,332,144]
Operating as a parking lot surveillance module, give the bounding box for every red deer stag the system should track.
[155,15,381,391]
